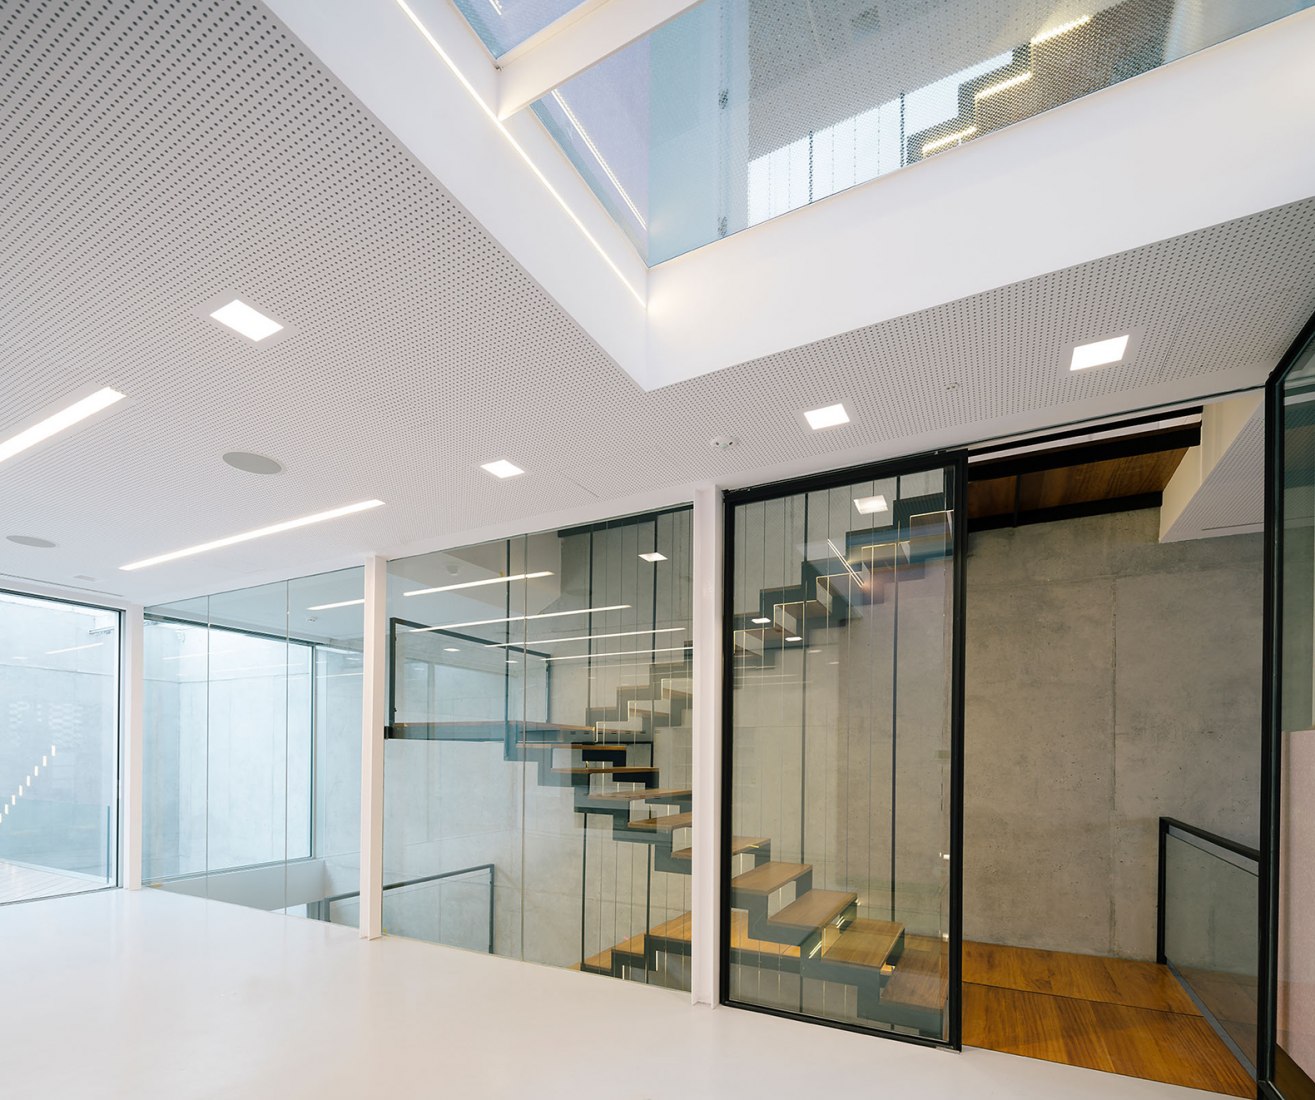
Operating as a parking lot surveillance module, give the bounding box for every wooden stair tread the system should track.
[673,836,768,860]
[628,812,691,831]
[767,889,857,932]
[552,766,656,776]
[580,930,647,973]
[647,911,800,959]
[883,934,949,1010]
[822,918,904,968]
[731,861,810,896]
[589,788,691,802]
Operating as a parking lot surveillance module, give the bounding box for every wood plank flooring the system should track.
[964,942,1254,1098]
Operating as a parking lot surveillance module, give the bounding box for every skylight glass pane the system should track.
[532,0,1314,265]
[451,0,585,57]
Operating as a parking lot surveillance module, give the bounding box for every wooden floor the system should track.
[964,942,1254,1098]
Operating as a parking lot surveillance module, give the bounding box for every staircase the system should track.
[389,499,953,1036]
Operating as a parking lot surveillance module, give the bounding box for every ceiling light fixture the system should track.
[975,71,1033,101]
[785,636,803,643]
[407,604,631,635]
[489,627,684,649]
[804,403,850,430]
[306,598,365,611]
[853,495,889,515]
[443,647,460,653]
[545,644,689,663]
[480,459,525,479]
[1031,14,1091,45]
[120,499,384,571]
[45,642,104,656]
[405,571,552,597]
[751,617,771,625]
[1070,334,1131,371]
[923,126,976,156]
[0,387,125,467]
[639,552,667,562]
[208,299,284,342]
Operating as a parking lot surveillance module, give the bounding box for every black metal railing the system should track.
[1158,816,1260,1078]
[314,863,496,953]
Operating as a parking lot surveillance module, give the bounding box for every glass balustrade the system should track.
[1159,818,1259,1075]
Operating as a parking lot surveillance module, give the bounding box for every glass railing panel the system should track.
[532,0,1315,264]
[1161,820,1259,1074]
[0,589,119,904]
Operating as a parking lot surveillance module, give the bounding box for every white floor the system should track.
[0,889,1231,1099]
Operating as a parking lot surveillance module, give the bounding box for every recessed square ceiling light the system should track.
[639,552,666,562]
[1070,334,1130,371]
[853,495,888,515]
[804,403,850,430]
[481,459,524,478]
[751,617,771,625]
[209,298,284,343]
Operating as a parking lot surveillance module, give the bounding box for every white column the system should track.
[360,554,388,939]
[120,603,145,890]
[690,484,724,1005]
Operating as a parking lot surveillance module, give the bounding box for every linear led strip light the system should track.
[487,626,684,649]
[393,0,645,306]
[407,603,631,635]
[975,71,1033,102]
[405,571,552,597]
[923,126,976,157]
[120,500,384,571]
[0,387,125,466]
[1031,15,1091,46]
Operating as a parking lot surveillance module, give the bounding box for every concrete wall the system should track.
[964,507,1262,960]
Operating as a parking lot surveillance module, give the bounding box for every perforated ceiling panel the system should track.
[0,0,1312,606]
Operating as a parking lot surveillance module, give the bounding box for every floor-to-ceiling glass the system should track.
[384,507,694,986]
[142,568,363,925]
[0,589,120,904]
[1268,319,1315,1098]
[723,459,962,1043]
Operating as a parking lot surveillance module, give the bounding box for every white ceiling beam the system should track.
[496,0,701,120]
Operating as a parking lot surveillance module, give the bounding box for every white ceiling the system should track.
[0,0,1313,609]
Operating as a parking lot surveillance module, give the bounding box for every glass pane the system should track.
[0,590,119,902]
[535,0,1314,264]
[1162,829,1259,1069]
[385,507,694,989]
[726,467,955,1039]
[1277,332,1315,1089]
[142,568,363,925]
[447,0,585,57]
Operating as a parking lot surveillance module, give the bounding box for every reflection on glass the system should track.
[384,508,694,989]
[725,468,955,1039]
[142,568,363,926]
[0,590,119,904]
[449,0,582,57]
[528,0,1313,263]
[1277,330,1315,1092]
[1162,827,1259,1071]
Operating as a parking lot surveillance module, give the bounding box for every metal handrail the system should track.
[318,862,495,953]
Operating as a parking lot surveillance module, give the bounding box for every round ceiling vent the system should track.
[6,535,56,548]
[223,451,283,475]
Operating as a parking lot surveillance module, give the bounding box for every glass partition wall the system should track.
[384,507,694,986]
[1266,318,1315,1099]
[723,459,963,1044]
[142,568,363,925]
[0,590,120,903]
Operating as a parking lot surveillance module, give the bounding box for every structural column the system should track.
[120,603,145,890]
[691,484,724,1005]
[360,554,388,939]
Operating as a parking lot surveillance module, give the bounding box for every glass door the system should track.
[1264,316,1315,1099]
[722,454,964,1046]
